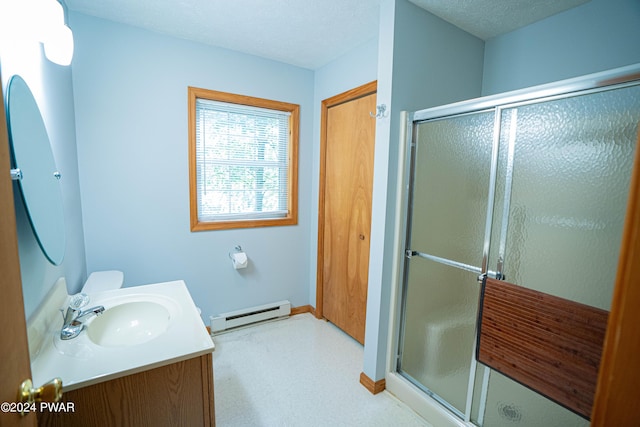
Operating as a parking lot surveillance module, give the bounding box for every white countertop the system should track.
[29,280,215,392]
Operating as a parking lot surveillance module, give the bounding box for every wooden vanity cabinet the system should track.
[38,353,215,427]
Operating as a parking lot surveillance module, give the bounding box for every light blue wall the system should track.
[1,34,86,319]
[364,0,485,381]
[313,38,379,102]
[482,0,640,95]
[69,13,315,320]
[309,38,379,306]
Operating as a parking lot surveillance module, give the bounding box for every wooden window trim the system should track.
[188,87,299,231]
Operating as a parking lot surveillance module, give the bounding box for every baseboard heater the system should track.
[209,300,291,334]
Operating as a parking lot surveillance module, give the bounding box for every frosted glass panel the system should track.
[475,83,640,426]
[502,84,640,309]
[411,112,494,266]
[474,371,589,427]
[399,259,480,415]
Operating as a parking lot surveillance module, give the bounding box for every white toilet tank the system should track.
[81,270,124,294]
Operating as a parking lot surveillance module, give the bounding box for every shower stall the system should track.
[394,65,640,426]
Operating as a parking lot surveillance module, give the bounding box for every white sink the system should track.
[87,301,171,347]
[30,280,214,392]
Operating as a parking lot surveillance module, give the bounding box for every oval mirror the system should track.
[7,75,66,265]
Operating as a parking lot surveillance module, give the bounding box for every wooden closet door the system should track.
[320,85,376,344]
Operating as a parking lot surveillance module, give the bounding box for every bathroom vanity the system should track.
[27,280,216,426]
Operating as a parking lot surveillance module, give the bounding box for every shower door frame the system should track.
[390,63,640,425]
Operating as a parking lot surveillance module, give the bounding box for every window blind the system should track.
[195,98,290,222]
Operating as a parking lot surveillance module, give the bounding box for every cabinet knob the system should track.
[19,378,63,415]
[359,234,365,240]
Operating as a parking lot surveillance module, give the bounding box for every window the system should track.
[188,87,299,231]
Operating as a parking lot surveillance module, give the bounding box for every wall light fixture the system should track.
[0,0,74,66]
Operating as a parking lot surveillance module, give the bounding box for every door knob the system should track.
[19,378,63,415]
[359,234,365,240]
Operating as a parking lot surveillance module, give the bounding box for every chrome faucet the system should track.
[60,305,105,340]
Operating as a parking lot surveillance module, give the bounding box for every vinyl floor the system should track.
[212,313,429,427]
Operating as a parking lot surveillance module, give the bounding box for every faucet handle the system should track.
[69,292,90,309]
[62,306,78,323]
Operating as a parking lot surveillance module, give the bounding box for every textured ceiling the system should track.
[410,0,591,40]
[65,0,590,70]
[65,0,381,70]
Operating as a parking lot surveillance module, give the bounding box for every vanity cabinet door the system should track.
[38,353,215,427]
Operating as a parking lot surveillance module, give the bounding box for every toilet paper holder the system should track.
[229,245,248,269]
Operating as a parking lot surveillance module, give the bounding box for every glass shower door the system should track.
[399,76,640,426]
[398,111,495,416]
[470,83,640,426]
